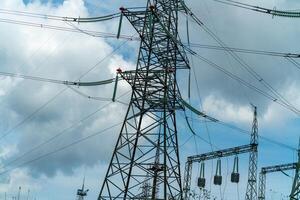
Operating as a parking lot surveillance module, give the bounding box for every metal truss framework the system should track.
[98,0,190,199]
[245,106,259,200]
[258,163,297,200]
[183,144,257,199]
[76,178,88,200]
[290,139,300,200]
[183,107,258,200]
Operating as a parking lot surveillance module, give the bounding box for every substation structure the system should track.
[183,107,258,200]
[258,162,297,200]
[290,139,300,200]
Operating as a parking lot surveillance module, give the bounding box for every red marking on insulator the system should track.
[149,5,155,11]
[116,68,123,73]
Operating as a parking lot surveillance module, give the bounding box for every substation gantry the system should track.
[183,106,258,200]
[258,162,297,200]
[290,138,300,200]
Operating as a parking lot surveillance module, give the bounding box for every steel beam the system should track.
[258,163,297,200]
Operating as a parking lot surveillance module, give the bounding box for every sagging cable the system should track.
[185,114,196,135]
[0,8,121,23]
[0,71,114,86]
[212,0,300,18]
[180,98,219,122]
[186,14,191,99]
[280,169,291,178]
[67,86,111,101]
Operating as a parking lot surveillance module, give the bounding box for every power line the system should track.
[210,0,300,18]
[187,115,297,151]
[187,53,300,151]
[286,57,300,71]
[67,86,112,101]
[0,38,131,142]
[216,121,297,151]
[182,49,300,148]
[0,91,130,171]
[187,43,300,58]
[181,111,219,150]
[181,4,300,116]
[0,121,123,176]
[202,27,298,115]
[0,88,67,141]
[77,39,133,80]
[0,71,115,86]
[0,8,121,22]
[193,53,300,115]
[0,17,139,40]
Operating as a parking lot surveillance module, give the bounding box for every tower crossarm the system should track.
[290,138,300,200]
[261,163,297,174]
[187,144,256,163]
[120,70,183,111]
[121,7,190,70]
[258,162,297,200]
[183,143,256,199]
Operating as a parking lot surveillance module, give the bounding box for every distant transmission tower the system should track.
[290,138,300,200]
[140,176,152,199]
[76,177,89,200]
[98,0,189,199]
[245,106,258,200]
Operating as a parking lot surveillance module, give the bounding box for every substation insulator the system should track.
[197,177,206,188]
[231,173,240,183]
[198,162,206,188]
[214,159,222,185]
[213,175,222,185]
[231,156,240,183]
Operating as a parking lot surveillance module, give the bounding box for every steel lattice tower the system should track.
[290,138,300,200]
[98,0,189,199]
[245,106,258,200]
[76,177,88,200]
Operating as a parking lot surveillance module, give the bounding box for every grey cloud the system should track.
[0,0,134,178]
[180,0,300,116]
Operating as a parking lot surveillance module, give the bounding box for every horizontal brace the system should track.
[261,163,297,174]
[187,144,257,163]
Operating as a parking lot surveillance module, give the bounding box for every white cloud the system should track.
[202,90,299,129]
[203,94,253,125]
[0,77,20,96]
[0,0,299,199]
[0,0,134,180]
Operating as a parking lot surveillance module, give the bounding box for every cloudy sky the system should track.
[0,0,299,199]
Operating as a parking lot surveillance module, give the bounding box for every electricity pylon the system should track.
[98,0,189,199]
[245,106,258,200]
[76,177,89,200]
[290,138,300,200]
